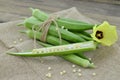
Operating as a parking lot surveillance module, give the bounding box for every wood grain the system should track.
[0,0,120,28]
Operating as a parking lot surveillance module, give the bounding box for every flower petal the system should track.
[91,21,118,46]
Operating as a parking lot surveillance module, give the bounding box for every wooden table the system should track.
[0,0,120,28]
[0,1,120,80]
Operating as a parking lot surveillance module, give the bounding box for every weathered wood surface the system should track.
[0,0,120,27]
[82,0,120,5]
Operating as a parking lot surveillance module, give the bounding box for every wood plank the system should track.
[0,0,120,27]
[92,0,120,5]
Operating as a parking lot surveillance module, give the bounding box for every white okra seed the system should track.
[46,73,52,78]
[73,69,76,73]
[72,65,76,68]
[62,70,66,74]
[78,73,82,76]
[68,45,74,49]
[89,58,92,60]
[48,67,52,70]
[60,72,63,75]
[92,72,96,76]
[78,69,81,72]
[19,38,23,42]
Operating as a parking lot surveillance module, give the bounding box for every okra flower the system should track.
[91,21,118,46]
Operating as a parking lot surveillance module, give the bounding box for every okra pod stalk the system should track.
[32,9,95,31]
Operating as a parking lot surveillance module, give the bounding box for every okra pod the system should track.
[37,41,91,61]
[19,29,93,60]
[23,26,93,60]
[8,43,95,68]
[8,41,96,57]
[24,16,86,42]
[24,30,69,45]
[24,20,93,60]
[75,33,93,41]
[7,41,95,68]
[32,9,95,31]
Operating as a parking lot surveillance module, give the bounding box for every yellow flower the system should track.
[91,21,118,46]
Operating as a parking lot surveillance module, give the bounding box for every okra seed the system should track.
[78,69,81,72]
[75,45,80,48]
[61,26,64,29]
[13,41,17,44]
[62,70,66,74]
[73,69,76,73]
[68,45,74,49]
[89,58,92,60]
[39,51,42,53]
[43,49,47,53]
[78,73,82,77]
[45,74,48,77]
[60,72,63,75]
[91,63,94,65]
[19,38,23,42]
[51,49,54,52]
[92,72,96,76]
[48,67,52,70]
[72,65,76,68]
[54,48,58,52]
[46,73,52,78]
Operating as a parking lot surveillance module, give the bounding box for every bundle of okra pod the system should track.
[7,8,118,68]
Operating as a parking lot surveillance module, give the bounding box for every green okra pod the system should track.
[8,41,96,57]
[11,29,94,60]
[32,9,95,31]
[22,26,92,59]
[37,41,91,61]
[7,41,95,68]
[75,33,93,41]
[58,17,90,24]
[24,16,86,42]
[62,54,95,68]
[23,19,93,61]
[24,30,69,45]
[37,40,95,68]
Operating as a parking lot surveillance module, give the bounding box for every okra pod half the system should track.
[32,9,95,31]
[8,41,96,57]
